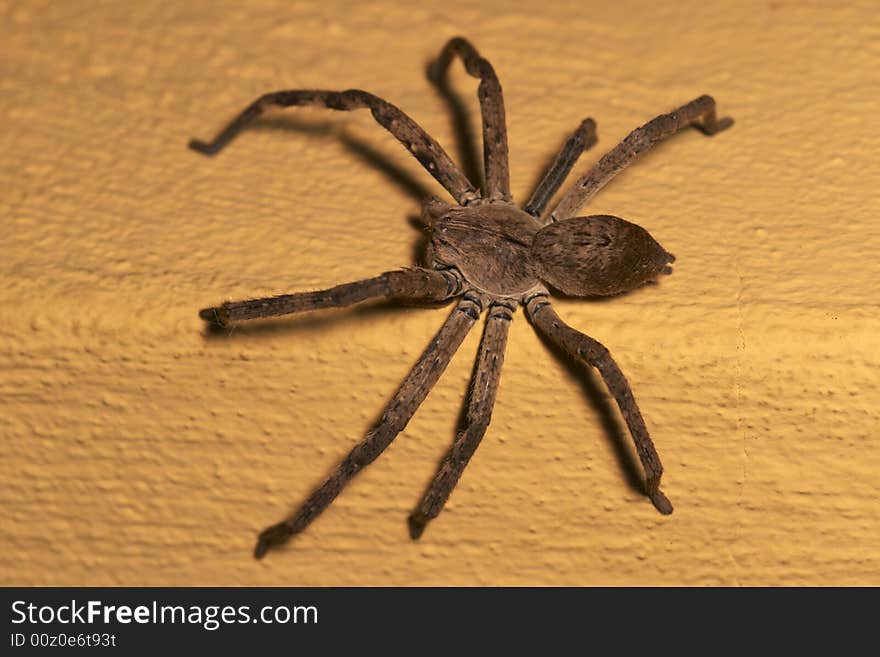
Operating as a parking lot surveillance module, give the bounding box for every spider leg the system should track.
[550,95,733,221]
[199,268,463,326]
[189,89,479,205]
[409,300,513,539]
[523,118,597,220]
[428,37,511,202]
[254,293,485,558]
[524,293,673,514]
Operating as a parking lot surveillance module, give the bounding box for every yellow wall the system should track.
[2,0,877,585]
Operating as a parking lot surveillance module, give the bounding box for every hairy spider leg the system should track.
[409,300,514,538]
[550,95,733,222]
[523,118,597,219]
[525,293,673,514]
[429,37,511,202]
[189,88,480,205]
[198,268,463,326]
[254,294,485,558]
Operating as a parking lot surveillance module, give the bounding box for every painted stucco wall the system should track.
[2,0,878,585]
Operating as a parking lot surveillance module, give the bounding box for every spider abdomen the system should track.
[531,215,674,296]
[428,201,542,296]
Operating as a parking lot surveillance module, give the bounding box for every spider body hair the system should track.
[425,197,674,299]
[191,37,732,557]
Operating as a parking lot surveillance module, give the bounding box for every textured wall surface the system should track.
[2,0,878,586]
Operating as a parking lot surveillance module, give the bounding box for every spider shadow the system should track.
[409,297,650,541]
[249,55,489,203]
[251,116,445,268]
[426,62,485,193]
[251,115,434,203]
[529,313,646,497]
[426,59,588,213]
[205,298,458,556]
[241,63,502,269]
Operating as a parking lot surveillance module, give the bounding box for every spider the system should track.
[191,37,733,559]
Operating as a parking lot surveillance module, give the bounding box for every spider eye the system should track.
[531,215,674,296]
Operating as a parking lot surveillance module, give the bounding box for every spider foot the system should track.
[697,116,734,137]
[649,488,674,515]
[188,138,222,156]
[198,305,229,327]
[254,522,294,559]
[407,512,429,540]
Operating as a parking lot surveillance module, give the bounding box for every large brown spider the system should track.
[191,37,733,558]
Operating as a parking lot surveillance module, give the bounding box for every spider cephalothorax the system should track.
[424,197,675,298]
[192,37,732,558]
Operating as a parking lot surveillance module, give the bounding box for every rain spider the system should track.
[191,37,733,558]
